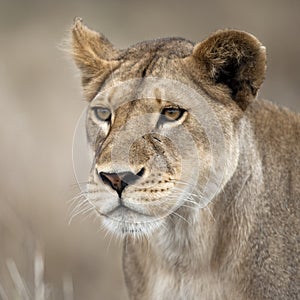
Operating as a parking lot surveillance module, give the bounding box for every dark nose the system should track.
[99,168,145,197]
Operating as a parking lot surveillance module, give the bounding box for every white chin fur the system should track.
[102,213,163,240]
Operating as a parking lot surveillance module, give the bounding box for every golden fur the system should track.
[71,18,300,299]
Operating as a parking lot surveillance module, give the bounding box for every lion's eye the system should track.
[161,107,185,122]
[93,107,111,122]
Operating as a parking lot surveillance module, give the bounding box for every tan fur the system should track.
[71,19,300,300]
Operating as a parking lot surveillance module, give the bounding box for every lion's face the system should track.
[71,19,266,238]
[84,77,242,238]
[85,84,214,237]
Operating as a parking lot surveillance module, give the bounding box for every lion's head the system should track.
[71,18,266,238]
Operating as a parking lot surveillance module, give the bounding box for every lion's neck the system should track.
[150,206,216,274]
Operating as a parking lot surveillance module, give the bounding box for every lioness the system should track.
[70,18,300,300]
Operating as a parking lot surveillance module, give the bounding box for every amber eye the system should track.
[161,107,185,122]
[93,107,111,122]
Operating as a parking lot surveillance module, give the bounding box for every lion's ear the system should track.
[191,30,266,110]
[71,17,120,100]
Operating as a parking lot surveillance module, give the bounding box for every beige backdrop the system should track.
[0,0,299,299]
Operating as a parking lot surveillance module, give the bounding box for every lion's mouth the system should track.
[97,204,163,238]
[104,204,152,218]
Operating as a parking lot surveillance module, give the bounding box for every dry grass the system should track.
[1,246,74,300]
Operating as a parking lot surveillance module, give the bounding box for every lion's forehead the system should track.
[98,79,200,111]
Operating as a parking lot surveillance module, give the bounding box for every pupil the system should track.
[166,109,179,118]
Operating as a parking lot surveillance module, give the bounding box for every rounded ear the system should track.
[191,30,266,110]
[71,17,120,100]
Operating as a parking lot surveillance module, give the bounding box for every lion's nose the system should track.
[99,168,145,197]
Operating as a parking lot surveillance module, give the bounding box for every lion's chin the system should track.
[101,206,163,239]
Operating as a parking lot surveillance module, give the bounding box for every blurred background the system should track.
[0,0,299,299]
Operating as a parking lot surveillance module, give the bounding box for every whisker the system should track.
[204,206,216,222]
[67,193,85,204]
[170,210,192,226]
[106,230,115,254]
[80,207,96,222]
[170,187,203,199]
[180,203,199,210]
[68,198,89,215]
[68,200,93,225]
